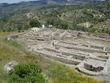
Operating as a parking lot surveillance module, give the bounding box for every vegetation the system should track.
[8,64,47,83]
[47,17,69,29]
[0,1,110,34]
[30,19,41,27]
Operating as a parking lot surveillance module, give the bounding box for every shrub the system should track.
[30,19,41,27]
[8,64,47,83]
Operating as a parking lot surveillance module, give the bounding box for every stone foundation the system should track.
[12,27,110,80]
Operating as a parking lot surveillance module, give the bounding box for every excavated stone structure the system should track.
[13,27,110,80]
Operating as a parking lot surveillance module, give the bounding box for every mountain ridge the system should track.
[0,0,105,6]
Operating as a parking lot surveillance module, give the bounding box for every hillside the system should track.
[0,32,106,83]
[0,1,110,34]
[0,1,110,83]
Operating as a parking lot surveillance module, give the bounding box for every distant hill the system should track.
[0,0,105,18]
[48,0,105,4]
[0,0,105,7]
[0,0,110,34]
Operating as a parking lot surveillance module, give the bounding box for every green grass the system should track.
[0,32,107,83]
[8,64,47,83]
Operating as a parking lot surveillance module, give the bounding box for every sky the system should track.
[0,0,105,4]
[0,0,37,3]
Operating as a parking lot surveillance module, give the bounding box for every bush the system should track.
[30,19,41,27]
[8,64,47,83]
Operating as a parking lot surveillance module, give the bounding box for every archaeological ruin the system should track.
[11,27,110,80]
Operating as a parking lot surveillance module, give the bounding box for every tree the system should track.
[106,0,110,10]
[30,19,41,27]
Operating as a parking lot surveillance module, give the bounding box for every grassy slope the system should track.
[0,32,106,83]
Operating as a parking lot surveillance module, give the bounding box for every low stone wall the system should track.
[62,52,85,60]
[37,52,80,66]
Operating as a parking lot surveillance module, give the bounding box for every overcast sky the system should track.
[0,0,38,3]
